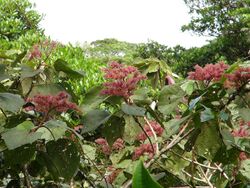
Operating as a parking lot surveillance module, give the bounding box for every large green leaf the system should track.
[28,83,65,97]
[0,64,9,81]
[0,93,24,113]
[180,80,196,95]
[164,116,190,138]
[80,85,108,114]
[132,160,163,188]
[37,120,68,141]
[158,85,185,115]
[101,116,125,145]
[81,109,110,134]
[54,59,84,78]
[121,103,146,116]
[20,65,42,79]
[4,144,35,165]
[195,123,223,160]
[42,139,80,181]
[2,121,42,150]
[123,115,141,144]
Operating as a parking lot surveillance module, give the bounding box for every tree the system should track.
[180,0,250,72]
[83,38,137,62]
[0,0,42,41]
[182,0,250,37]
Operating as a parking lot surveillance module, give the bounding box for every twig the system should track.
[133,116,155,153]
[144,117,159,154]
[214,163,229,180]
[121,120,193,188]
[0,108,7,118]
[198,166,214,187]
[35,125,56,140]
[170,150,217,170]
[23,164,33,188]
[68,129,108,187]
[181,169,206,183]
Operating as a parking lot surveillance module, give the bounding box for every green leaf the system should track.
[239,108,250,122]
[219,111,229,121]
[181,80,196,95]
[147,62,159,73]
[0,93,24,113]
[189,96,201,110]
[158,85,185,115]
[132,160,163,188]
[43,139,80,181]
[54,59,84,78]
[37,120,68,141]
[80,85,108,114]
[20,65,42,79]
[0,64,9,81]
[82,144,96,160]
[123,115,141,144]
[4,144,35,165]
[2,121,42,150]
[121,103,146,116]
[200,107,215,122]
[164,116,190,138]
[28,83,65,97]
[101,116,125,145]
[239,159,250,181]
[195,123,223,160]
[81,109,110,134]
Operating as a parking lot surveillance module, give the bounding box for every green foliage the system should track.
[0,0,249,187]
[0,0,42,41]
[132,161,163,188]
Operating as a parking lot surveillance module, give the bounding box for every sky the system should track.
[31,0,212,48]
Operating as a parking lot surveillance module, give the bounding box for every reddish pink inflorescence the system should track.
[132,121,164,160]
[28,44,42,60]
[232,120,249,138]
[25,91,78,115]
[136,121,164,142]
[225,67,250,88]
[112,138,125,150]
[95,137,124,155]
[132,143,156,160]
[101,61,146,100]
[188,61,229,82]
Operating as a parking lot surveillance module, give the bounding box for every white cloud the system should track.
[31,0,212,48]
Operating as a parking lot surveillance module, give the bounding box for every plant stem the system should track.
[23,164,33,188]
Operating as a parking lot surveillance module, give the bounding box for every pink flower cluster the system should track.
[136,121,164,141]
[29,44,42,60]
[28,40,58,60]
[106,166,122,184]
[239,152,249,161]
[101,62,146,99]
[132,121,164,160]
[188,62,229,82]
[26,92,78,115]
[225,67,250,88]
[132,143,156,160]
[232,120,249,137]
[95,138,125,155]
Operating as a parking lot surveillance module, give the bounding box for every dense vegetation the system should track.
[0,0,249,187]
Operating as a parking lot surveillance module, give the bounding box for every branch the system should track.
[23,164,33,188]
[144,117,159,154]
[121,120,193,188]
[133,116,155,153]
